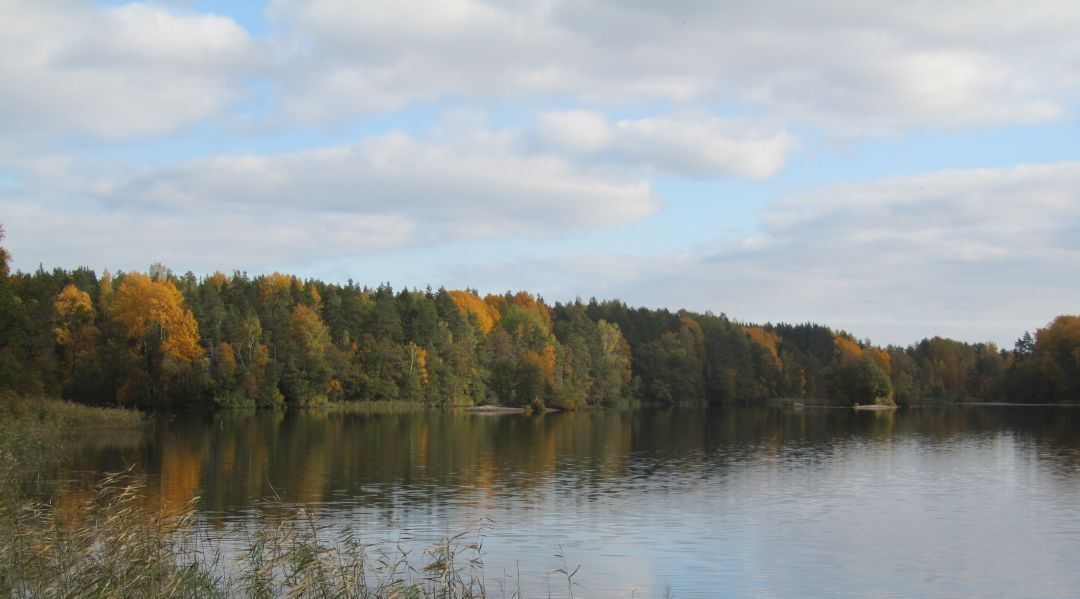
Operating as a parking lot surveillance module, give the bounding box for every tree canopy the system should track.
[0,229,1072,408]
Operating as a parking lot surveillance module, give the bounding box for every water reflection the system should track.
[59,406,1080,597]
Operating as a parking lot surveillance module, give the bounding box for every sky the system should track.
[1,0,1078,347]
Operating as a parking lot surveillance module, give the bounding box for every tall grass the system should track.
[1,470,225,597]
[0,469,492,598]
[0,395,145,430]
[0,395,146,502]
[234,501,489,598]
[0,395,544,598]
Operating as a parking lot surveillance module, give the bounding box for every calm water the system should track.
[59,406,1080,597]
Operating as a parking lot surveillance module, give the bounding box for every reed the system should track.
[0,470,493,598]
[0,397,495,598]
[0,395,584,598]
[0,394,145,430]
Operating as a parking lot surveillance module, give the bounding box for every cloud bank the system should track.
[0,0,260,140]
[0,0,1076,346]
[3,0,1077,141]
[536,112,797,178]
[0,126,662,271]
[456,162,1080,345]
[269,0,1080,132]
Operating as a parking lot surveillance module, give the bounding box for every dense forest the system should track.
[0,227,1076,410]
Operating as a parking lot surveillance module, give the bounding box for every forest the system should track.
[0,227,1076,410]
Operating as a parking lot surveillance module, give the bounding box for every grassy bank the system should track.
[0,396,146,497]
[1,395,145,430]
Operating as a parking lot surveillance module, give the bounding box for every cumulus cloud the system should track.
[0,0,260,140]
[536,111,613,154]
[5,1,1077,140]
[115,130,658,237]
[762,163,1077,264]
[0,192,416,273]
[0,127,659,272]
[2,0,1075,348]
[536,111,797,178]
[453,162,1080,346]
[266,0,1080,132]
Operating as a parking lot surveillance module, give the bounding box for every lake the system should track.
[57,406,1080,597]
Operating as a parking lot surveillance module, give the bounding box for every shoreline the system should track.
[953,402,1080,407]
[464,405,562,414]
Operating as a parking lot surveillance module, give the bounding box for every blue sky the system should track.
[1,0,1078,346]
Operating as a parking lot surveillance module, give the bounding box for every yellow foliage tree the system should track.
[53,284,99,384]
[835,334,890,373]
[483,293,507,320]
[405,341,429,385]
[281,304,332,406]
[110,272,204,372]
[206,271,229,291]
[482,292,554,334]
[259,272,299,299]
[448,290,499,334]
[834,335,863,365]
[307,284,323,309]
[747,326,781,364]
[217,340,237,378]
[53,284,95,347]
[509,291,553,333]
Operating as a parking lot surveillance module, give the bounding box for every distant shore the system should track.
[954,402,1080,407]
[465,405,561,414]
[853,404,898,411]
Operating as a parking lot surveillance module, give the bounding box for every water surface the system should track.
[59,406,1080,597]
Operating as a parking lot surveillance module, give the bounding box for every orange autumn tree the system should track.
[835,335,863,365]
[448,290,499,334]
[109,272,203,406]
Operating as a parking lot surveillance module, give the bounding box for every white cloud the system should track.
[452,162,1080,346]
[266,0,1080,132]
[115,130,659,237]
[536,111,613,154]
[0,191,416,273]
[536,111,797,178]
[765,163,1077,246]
[4,1,1077,140]
[611,116,796,179]
[0,0,260,140]
[0,127,660,272]
[1,0,1076,349]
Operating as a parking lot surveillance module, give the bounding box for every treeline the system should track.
[0,230,1077,409]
